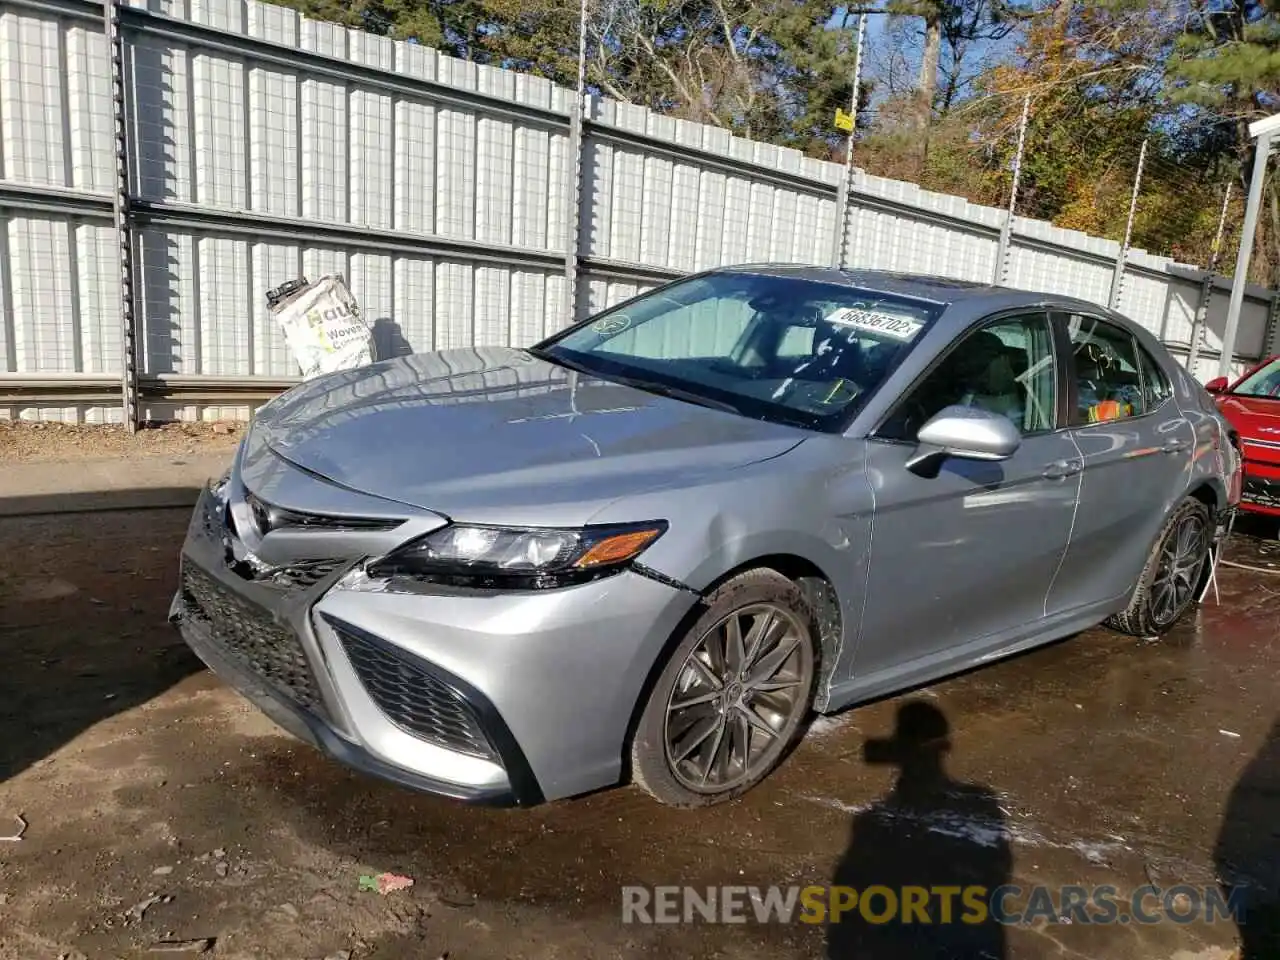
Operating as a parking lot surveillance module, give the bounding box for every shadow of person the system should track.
[827,700,1010,960]
[1214,718,1280,959]
[371,317,414,361]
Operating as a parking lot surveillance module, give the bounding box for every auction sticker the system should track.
[825,307,923,341]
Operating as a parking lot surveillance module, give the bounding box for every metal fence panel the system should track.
[1,10,65,186]
[1,0,1278,422]
[1004,221,1116,306]
[131,37,194,202]
[846,175,1002,283]
[1204,290,1270,362]
[67,22,114,192]
[8,215,76,369]
[1117,253,1203,348]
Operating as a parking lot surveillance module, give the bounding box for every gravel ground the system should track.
[0,421,243,464]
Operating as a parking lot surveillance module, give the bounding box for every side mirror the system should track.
[906,405,1022,477]
[1204,376,1229,394]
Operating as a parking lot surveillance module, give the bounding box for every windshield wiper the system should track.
[608,374,745,415]
[525,345,586,373]
[527,348,744,415]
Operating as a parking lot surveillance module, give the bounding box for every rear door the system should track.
[852,310,1081,682]
[1044,311,1195,616]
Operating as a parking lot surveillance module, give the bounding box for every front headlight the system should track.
[365,521,668,589]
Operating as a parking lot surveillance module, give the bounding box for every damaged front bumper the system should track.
[170,466,699,805]
[169,484,532,804]
[170,584,523,804]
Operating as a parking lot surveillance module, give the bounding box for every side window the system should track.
[1136,344,1172,409]
[1064,314,1146,425]
[878,313,1057,441]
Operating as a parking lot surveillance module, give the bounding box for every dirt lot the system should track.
[0,493,1277,959]
[0,421,242,464]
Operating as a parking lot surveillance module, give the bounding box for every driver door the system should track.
[851,311,1081,684]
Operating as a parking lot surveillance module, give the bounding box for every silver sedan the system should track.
[171,266,1242,807]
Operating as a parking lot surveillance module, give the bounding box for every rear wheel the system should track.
[1107,497,1212,637]
[630,568,819,807]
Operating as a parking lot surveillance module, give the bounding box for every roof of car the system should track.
[716,263,1085,309]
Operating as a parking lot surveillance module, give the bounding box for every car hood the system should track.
[244,346,807,524]
[1218,394,1280,431]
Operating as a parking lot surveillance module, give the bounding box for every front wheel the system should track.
[1107,497,1212,637]
[630,568,819,807]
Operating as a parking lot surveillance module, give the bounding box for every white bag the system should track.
[266,274,374,380]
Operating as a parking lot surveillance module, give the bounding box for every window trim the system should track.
[1051,311,1175,429]
[1134,336,1174,411]
[869,308,1065,443]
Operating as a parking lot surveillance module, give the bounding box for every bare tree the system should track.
[938,0,1023,112]
[866,13,919,100]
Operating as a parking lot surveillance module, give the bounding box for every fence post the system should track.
[1266,292,1280,356]
[105,0,138,430]
[1186,182,1233,377]
[832,13,867,270]
[1109,137,1148,311]
[993,93,1030,286]
[562,0,590,326]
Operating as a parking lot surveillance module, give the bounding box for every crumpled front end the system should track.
[168,450,527,802]
[170,440,697,805]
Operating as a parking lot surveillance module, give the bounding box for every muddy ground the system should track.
[0,501,1277,960]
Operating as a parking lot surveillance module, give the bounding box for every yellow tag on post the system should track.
[834,108,855,132]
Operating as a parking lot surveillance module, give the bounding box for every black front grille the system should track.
[330,622,496,760]
[181,564,323,712]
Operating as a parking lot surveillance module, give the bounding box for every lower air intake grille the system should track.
[330,622,496,760]
[181,564,322,712]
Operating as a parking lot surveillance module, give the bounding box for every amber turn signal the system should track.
[573,527,664,568]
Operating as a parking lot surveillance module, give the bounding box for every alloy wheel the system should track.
[663,602,813,793]
[1150,513,1209,628]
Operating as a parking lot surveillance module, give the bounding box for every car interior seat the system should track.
[915,330,1017,419]
[960,333,1024,424]
[879,330,1026,439]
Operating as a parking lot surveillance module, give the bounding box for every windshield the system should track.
[1232,357,1280,399]
[533,272,943,431]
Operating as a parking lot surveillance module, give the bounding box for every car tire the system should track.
[629,568,820,808]
[1107,497,1213,637]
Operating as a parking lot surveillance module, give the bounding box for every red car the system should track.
[1207,354,1280,517]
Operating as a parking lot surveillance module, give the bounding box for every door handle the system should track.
[1161,438,1191,454]
[1043,459,1082,480]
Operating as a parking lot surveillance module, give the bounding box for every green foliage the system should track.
[478,0,580,84]
[1167,0,1280,115]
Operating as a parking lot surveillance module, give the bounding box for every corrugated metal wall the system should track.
[0,0,1275,422]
